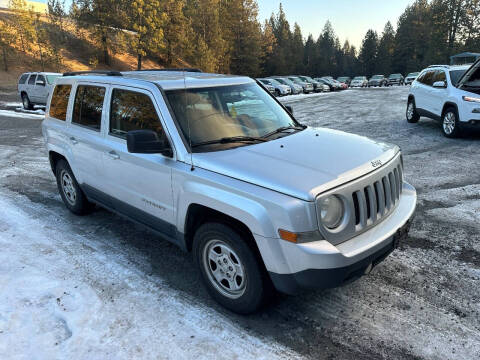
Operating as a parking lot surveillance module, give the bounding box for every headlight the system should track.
[463,96,480,103]
[319,195,344,229]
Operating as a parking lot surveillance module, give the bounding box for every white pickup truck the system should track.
[42,69,417,314]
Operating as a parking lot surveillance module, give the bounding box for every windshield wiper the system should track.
[192,136,267,148]
[261,125,305,139]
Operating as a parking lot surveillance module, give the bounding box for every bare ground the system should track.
[0,86,479,359]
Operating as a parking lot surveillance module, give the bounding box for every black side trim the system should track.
[81,184,187,251]
[416,108,441,121]
[269,221,412,295]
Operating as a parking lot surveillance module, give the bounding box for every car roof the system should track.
[427,64,471,71]
[59,70,254,90]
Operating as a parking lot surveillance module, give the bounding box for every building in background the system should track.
[450,52,480,65]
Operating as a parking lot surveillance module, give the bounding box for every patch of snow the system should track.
[0,195,300,360]
[0,109,44,119]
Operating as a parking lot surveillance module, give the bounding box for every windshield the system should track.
[389,74,401,79]
[276,78,295,86]
[288,77,303,84]
[338,77,348,81]
[166,83,301,152]
[407,72,419,77]
[267,78,281,86]
[46,75,60,85]
[372,75,383,79]
[450,69,467,86]
[353,76,365,80]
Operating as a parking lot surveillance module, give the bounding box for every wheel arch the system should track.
[48,150,67,174]
[441,101,459,117]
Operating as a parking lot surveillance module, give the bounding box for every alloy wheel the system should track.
[443,112,456,135]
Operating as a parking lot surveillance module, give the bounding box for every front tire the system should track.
[406,98,420,123]
[55,159,94,215]
[193,222,270,314]
[442,107,461,138]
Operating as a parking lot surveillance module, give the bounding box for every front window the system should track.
[110,89,165,139]
[166,83,302,152]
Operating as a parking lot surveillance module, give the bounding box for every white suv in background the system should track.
[18,72,61,109]
[406,61,480,137]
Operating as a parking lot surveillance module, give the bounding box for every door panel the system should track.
[429,71,447,116]
[35,75,49,104]
[101,87,175,231]
[69,84,108,190]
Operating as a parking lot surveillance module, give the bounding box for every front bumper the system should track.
[257,182,416,294]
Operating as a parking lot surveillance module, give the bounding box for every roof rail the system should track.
[427,65,449,69]
[63,70,123,77]
[132,68,202,73]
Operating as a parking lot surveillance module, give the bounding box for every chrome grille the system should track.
[351,163,403,231]
[316,154,404,245]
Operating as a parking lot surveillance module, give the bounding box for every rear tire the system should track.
[406,98,420,123]
[442,107,461,138]
[193,222,271,314]
[21,93,33,110]
[55,159,94,215]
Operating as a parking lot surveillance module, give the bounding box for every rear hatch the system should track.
[457,59,480,95]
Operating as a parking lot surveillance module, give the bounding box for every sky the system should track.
[257,0,415,49]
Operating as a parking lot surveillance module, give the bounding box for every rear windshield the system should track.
[49,85,72,121]
[19,74,29,84]
[389,74,401,78]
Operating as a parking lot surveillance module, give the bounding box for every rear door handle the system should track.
[69,136,78,145]
[106,150,120,160]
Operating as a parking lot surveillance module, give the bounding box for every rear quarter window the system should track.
[49,85,72,121]
[18,74,29,84]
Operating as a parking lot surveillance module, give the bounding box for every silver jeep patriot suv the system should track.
[42,69,417,314]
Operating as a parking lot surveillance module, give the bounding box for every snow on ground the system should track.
[0,86,479,359]
[0,176,299,360]
[0,109,45,119]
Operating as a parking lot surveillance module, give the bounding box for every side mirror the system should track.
[36,80,46,86]
[285,105,293,114]
[126,130,172,157]
[433,81,447,88]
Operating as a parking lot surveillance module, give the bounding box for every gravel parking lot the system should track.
[0,86,479,359]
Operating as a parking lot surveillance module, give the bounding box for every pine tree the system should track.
[0,19,15,71]
[291,23,304,74]
[130,0,166,70]
[359,29,378,77]
[376,22,396,74]
[163,0,190,67]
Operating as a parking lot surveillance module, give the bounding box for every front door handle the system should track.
[69,136,78,145]
[107,150,120,160]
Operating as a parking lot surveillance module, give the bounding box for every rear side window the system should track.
[28,74,36,85]
[19,74,29,84]
[109,89,164,139]
[49,85,72,121]
[72,85,106,131]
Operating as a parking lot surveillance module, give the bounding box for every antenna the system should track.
[183,69,195,171]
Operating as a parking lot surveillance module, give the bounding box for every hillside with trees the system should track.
[0,0,479,86]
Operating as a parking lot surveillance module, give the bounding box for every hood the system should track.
[192,127,399,201]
